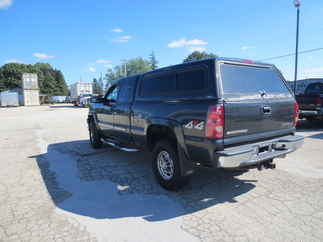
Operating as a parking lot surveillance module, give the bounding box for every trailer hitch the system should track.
[257,161,276,171]
[264,162,276,169]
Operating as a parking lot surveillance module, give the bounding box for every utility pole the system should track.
[293,0,301,95]
[100,72,103,95]
[124,63,127,77]
[121,59,127,77]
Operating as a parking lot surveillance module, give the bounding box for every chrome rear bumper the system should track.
[216,135,304,168]
[299,108,323,117]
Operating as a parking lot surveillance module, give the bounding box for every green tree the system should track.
[183,51,217,63]
[0,62,68,96]
[105,57,153,87]
[0,63,36,91]
[54,70,69,96]
[126,57,152,75]
[34,63,68,96]
[105,68,120,89]
[149,51,158,70]
[93,78,103,95]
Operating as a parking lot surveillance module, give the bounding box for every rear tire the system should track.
[152,140,189,190]
[89,119,103,149]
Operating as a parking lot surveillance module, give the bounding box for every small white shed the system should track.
[0,90,19,107]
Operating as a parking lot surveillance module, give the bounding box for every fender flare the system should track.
[146,118,194,176]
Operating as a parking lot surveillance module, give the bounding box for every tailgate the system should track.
[298,83,323,110]
[297,95,321,111]
[219,62,295,144]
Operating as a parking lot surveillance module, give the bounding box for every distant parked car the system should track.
[79,94,92,107]
[296,81,323,122]
[50,96,67,103]
[65,96,72,103]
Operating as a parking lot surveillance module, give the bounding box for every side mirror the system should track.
[90,97,104,103]
[104,99,116,106]
[96,97,105,103]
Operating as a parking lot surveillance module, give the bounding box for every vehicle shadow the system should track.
[296,119,323,140]
[296,119,323,131]
[33,140,257,222]
[49,105,81,109]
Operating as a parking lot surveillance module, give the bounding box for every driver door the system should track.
[96,85,119,138]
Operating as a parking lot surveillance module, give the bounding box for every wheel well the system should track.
[146,125,177,151]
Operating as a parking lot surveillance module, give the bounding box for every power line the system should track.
[258,47,323,62]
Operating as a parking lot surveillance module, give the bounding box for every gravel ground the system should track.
[0,104,323,242]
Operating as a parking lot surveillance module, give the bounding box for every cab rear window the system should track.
[220,63,291,99]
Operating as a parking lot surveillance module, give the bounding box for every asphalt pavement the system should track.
[0,104,322,242]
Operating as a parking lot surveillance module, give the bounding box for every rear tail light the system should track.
[315,97,321,106]
[293,102,299,126]
[206,104,224,139]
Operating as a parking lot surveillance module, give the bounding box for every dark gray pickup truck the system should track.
[296,81,323,122]
[88,58,304,190]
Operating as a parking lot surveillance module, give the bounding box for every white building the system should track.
[70,82,93,99]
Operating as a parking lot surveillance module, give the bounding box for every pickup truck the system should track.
[296,81,323,122]
[87,58,304,190]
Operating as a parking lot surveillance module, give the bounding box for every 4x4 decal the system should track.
[184,120,204,130]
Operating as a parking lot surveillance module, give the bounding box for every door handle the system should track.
[263,106,272,114]
[259,90,267,97]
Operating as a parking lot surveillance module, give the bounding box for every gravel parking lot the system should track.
[1,104,323,242]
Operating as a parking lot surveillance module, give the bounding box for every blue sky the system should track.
[1,0,323,84]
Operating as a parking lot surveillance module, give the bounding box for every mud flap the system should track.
[177,143,195,177]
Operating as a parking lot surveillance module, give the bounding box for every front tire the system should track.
[89,119,103,149]
[152,140,189,190]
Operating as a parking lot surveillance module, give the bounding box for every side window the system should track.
[177,68,206,92]
[118,77,136,102]
[105,86,119,101]
[141,72,176,96]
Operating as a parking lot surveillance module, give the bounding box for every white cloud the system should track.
[189,46,206,52]
[168,38,208,48]
[0,0,12,9]
[111,28,123,33]
[112,35,132,43]
[96,59,112,64]
[33,52,55,59]
[5,59,23,64]
[89,67,96,73]
[240,46,256,51]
